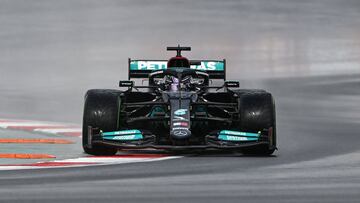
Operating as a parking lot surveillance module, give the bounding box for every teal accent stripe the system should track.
[218,130,260,142]
[103,134,143,141]
[219,130,260,137]
[102,129,143,141]
[102,129,141,136]
[116,96,121,129]
[218,134,258,141]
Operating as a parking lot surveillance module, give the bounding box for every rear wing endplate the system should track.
[128,59,226,80]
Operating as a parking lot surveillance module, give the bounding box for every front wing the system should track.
[86,126,275,151]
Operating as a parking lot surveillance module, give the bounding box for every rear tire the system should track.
[82,89,121,155]
[233,90,277,156]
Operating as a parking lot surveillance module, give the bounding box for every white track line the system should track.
[33,128,82,133]
[0,122,64,128]
[54,156,181,164]
[0,156,181,170]
[0,119,81,137]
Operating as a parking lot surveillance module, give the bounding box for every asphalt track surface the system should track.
[1,0,360,202]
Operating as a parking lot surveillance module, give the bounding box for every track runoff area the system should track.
[0,118,180,170]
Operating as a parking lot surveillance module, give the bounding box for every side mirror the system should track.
[225,81,240,88]
[119,80,134,87]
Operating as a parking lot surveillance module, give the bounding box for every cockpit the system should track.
[149,68,208,92]
[147,46,209,92]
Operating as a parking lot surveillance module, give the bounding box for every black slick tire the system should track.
[233,90,277,156]
[82,89,121,156]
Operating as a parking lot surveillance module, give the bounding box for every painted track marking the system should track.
[0,118,182,170]
[0,154,56,159]
[0,155,181,170]
[0,119,81,137]
[33,128,82,134]
[0,138,73,144]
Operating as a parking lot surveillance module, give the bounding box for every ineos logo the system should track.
[173,131,188,136]
[174,109,187,116]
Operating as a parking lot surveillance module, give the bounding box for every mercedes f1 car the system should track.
[82,46,277,155]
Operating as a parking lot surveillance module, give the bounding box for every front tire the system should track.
[233,90,277,156]
[82,89,121,155]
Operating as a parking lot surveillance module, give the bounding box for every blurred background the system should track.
[1,0,360,122]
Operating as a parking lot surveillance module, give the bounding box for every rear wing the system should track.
[128,58,226,80]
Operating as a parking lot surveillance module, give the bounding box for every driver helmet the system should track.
[167,56,190,68]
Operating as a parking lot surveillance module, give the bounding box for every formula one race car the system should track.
[82,46,277,156]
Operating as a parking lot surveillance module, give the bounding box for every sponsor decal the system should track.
[174,109,187,116]
[130,61,224,71]
[173,109,188,122]
[172,127,188,130]
[219,130,260,138]
[173,116,187,121]
[110,134,143,141]
[130,61,167,70]
[218,135,257,141]
[102,129,141,136]
[173,122,188,127]
[102,129,143,141]
[218,130,260,141]
[190,62,224,71]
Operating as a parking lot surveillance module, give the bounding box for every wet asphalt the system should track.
[0,0,360,202]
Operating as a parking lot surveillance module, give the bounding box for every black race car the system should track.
[82,46,277,155]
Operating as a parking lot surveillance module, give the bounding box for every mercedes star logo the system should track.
[173,130,188,136]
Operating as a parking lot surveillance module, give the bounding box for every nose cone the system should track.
[170,129,191,140]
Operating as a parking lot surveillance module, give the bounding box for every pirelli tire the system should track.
[82,89,122,156]
[233,89,277,155]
